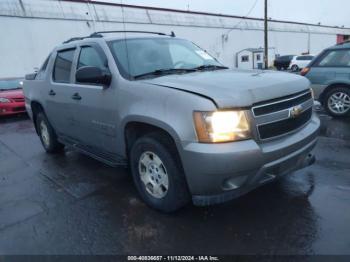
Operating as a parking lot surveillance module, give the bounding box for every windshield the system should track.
[0,79,22,91]
[108,38,224,79]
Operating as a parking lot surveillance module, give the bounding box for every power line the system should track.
[224,0,259,36]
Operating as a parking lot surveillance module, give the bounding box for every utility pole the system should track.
[264,0,268,69]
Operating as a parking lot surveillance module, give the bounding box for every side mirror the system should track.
[76,66,112,86]
[25,73,37,80]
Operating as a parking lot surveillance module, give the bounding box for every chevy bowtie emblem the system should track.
[290,105,303,118]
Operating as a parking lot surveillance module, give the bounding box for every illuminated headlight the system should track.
[193,111,251,143]
[0,98,11,103]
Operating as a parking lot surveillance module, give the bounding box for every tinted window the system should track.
[36,54,51,80]
[279,56,289,60]
[241,55,249,62]
[297,56,313,61]
[317,49,350,67]
[77,46,105,69]
[53,49,75,83]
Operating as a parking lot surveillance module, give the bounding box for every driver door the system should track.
[68,43,119,155]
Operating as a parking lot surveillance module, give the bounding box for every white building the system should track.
[236,48,277,69]
[0,0,350,78]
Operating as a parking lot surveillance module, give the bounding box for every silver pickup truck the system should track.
[23,31,320,212]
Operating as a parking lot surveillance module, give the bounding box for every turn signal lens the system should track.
[310,88,315,99]
[300,67,310,76]
[193,111,250,143]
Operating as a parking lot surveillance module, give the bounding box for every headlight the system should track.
[193,110,250,143]
[0,98,11,103]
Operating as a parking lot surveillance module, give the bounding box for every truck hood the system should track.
[143,69,310,108]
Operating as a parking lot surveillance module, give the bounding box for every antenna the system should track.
[120,0,131,79]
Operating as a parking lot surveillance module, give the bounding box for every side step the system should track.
[58,137,127,167]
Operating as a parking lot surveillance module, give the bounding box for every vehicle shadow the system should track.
[0,113,29,124]
[112,168,319,255]
[32,145,319,255]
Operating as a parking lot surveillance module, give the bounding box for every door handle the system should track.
[71,93,82,100]
[49,90,56,96]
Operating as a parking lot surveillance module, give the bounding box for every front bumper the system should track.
[0,102,26,116]
[180,114,320,206]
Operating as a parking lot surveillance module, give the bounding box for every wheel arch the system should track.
[320,83,350,104]
[30,100,45,134]
[123,118,182,159]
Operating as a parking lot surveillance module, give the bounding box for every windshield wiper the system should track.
[191,65,228,71]
[134,68,196,79]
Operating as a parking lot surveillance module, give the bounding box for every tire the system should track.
[276,66,281,71]
[129,133,190,212]
[324,87,350,117]
[35,112,65,153]
[291,65,299,72]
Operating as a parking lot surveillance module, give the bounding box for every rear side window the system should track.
[36,54,51,80]
[316,49,350,67]
[53,49,75,83]
[77,46,106,69]
[297,56,313,60]
[279,56,289,60]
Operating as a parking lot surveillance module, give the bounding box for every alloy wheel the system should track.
[327,92,350,115]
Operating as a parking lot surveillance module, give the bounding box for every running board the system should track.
[58,136,127,167]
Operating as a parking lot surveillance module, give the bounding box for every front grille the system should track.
[252,91,314,140]
[13,98,24,102]
[258,108,312,139]
[253,91,312,116]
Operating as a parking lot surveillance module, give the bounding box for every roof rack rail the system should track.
[63,36,87,44]
[89,30,175,38]
[62,31,176,44]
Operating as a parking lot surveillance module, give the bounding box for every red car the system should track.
[0,78,26,116]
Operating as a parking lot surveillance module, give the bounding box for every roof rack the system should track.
[89,30,176,37]
[62,30,176,44]
[63,36,87,44]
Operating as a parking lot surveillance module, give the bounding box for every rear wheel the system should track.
[324,87,350,117]
[129,133,190,212]
[36,112,64,153]
[291,64,299,72]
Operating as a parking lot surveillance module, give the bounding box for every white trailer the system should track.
[236,48,277,69]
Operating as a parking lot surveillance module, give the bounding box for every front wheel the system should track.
[324,87,350,117]
[129,133,190,212]
[36,112,64,153]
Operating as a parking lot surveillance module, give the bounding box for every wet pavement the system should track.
[0,111,349,255]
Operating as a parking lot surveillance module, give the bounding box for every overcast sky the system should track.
[98,0,350,27]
